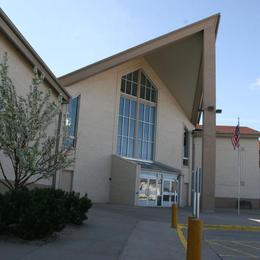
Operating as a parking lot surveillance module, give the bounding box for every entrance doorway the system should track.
[162,177,178,207]
[58,170,73,192]
[138,172,157,206]
[137,171,178,207]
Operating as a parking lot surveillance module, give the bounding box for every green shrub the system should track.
[0,188,32,231]
[0,188,92,240]
[64,191,92,225]
[15,188,68,240]
[0,188,66,240]
[0,192,7,232]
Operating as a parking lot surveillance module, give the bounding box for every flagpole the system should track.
[237,117,241,216]
[237,146,241,216]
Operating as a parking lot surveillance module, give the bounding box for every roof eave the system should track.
[193,131,260,139]
[191,13,220,125]
[59,14,221,88]
[0,9,70,102]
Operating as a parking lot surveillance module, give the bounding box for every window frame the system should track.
[66,95,80,148]
[117,69,157,160]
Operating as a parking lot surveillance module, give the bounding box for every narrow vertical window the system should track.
[66,95,80,147]
[183,128,189,166]
[117,70,157,160]
[117,96,136,157]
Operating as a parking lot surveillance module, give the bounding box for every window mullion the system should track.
[121,97,125,155]
[127,101,131,156]
[120,92,137,101]
[134,70,141,158]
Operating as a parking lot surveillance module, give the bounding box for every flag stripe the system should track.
[231,123,240,150]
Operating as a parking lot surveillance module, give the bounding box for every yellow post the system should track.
[171,204,178,229]
[186,217,203,260]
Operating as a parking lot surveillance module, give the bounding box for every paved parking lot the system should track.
[205,230,260,259]
[178,208,260,259]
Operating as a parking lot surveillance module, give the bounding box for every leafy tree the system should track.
[0,53,73,190]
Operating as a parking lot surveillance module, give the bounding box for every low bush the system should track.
[64,191,92,225]
[0,192,7,232]
[0,188,92,240]
[0,188,32,226]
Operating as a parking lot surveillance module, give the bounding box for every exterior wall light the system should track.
[197,108,222,114]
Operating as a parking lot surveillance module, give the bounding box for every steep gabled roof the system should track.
[59,14,220,87]
[0,9,70,101]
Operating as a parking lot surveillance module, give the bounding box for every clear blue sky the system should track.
[0,0,260,130]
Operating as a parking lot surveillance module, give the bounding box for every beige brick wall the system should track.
[110,155,139,205]
[0,31,63,188]
[194,136,260,202]
[66,57,194,203]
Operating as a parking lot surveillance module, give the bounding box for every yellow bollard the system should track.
[186,217,203,260]
[171,204,178,229]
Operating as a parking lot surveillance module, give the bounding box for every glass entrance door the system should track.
[137,171,178,207]
[162,178,178,207]
[138,173,157,207]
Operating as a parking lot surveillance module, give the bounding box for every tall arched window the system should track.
[117,70,157,160]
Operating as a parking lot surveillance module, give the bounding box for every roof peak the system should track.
[59,13,220,86]
[0,8,70,100]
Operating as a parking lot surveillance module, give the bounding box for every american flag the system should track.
[231,123,240,150]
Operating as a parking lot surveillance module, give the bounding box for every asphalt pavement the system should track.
[0,204,259,260]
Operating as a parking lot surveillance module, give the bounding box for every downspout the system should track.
[177,172,184,207]
[190,130,196,207]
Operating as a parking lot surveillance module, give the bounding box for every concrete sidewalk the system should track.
[0,204,185,260]
[119,221,184,260]
[1,204,259,260]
